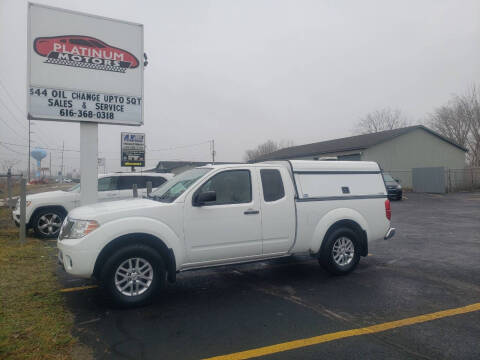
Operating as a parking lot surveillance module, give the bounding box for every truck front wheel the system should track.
[32,208,66,239]
[100,244,166,307]
[319,228,360,275]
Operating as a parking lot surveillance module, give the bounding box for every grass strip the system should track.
[0,207,76,360]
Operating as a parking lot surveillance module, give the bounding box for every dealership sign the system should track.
[28,4,143,125]
[121,132,145,167]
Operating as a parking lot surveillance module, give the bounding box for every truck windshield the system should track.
[66,184,80,192]
[150,168,211,203]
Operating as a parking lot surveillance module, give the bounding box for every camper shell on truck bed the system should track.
[262,160,391,257]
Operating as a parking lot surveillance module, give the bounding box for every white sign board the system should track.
[28,3,143,125]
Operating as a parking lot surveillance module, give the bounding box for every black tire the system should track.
[31,207,66,239]
[319,227,360,275]
[99,244,166,308]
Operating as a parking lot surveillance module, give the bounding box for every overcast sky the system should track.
[1,0,479,174]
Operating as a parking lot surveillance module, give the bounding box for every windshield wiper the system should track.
[150,194,172,203]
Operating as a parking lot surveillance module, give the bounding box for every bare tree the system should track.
[429,86,480,166]
[244,139,294,162]
[355,108,409,134]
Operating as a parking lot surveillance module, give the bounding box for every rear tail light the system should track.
[385,199,391,220]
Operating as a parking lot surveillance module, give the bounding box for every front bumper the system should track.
[12,209,20,226]
[384,227,396,240]
[57,239,98,278]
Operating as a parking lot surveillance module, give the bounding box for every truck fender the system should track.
[92,217,186,275]
[29,205,68,227]
[309,208,370,255]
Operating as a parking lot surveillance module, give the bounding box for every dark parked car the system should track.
[383,173,403,200]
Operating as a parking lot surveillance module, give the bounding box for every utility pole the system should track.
[49,152,51,178]
[211,139,216,164]
[61,141,64,182]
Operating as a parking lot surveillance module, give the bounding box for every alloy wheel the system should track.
[332,237,355,266]
[114,257,154,297]
[37,213,62,236]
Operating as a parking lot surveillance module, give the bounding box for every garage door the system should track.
[412,167,446,194]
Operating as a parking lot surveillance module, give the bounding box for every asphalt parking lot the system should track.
[56,192,480,360]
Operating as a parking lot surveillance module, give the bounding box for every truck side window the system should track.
[98,177,118,191]
[198,170,252,205]
[260,169,285,202]
[118,176,147,190]
[148,176,167,188]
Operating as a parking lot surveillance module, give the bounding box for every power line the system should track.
[0,79,26,117]
[0,142,25,155]
[0,115,27,141]
[0,78,59,149]
[147,140,211,152]
[0,140,80,152]
[0,96,27,131]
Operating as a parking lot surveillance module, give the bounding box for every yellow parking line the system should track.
[59,285,98,293]
[203,302,480,360]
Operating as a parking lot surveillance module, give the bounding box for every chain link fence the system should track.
[386,168,480,192]
[447,168,480,192]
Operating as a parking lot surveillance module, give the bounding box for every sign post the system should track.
[80,123,98,204]
[28,3,144,205]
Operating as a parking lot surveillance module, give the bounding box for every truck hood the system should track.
[27,190,77,201]
[68,198,169,222]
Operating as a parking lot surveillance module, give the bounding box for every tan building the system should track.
[255,126,467,188]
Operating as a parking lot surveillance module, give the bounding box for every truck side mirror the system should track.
[194,190,216,206]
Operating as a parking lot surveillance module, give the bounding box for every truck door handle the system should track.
[244,210,259,215]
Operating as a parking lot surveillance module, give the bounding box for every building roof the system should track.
[254,125,467,162]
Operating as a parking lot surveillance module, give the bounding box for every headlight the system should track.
[15,200,31,210]
[59,218,99,240]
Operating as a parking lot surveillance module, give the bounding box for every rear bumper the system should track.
[384,227,396,240]
[387,189,402,199]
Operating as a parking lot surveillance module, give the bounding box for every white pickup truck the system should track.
[58,160,395,307]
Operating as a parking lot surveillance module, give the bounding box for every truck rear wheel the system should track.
[319,228,360,275]
[100,244,166,308]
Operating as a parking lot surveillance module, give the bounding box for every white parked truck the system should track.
[13,172,173,238]
[57,161,395,307]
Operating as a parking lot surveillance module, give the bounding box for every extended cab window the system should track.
[118,176,147,190]
[98,177,118,191]
[198,170,252,205]
[260,169,285,202]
